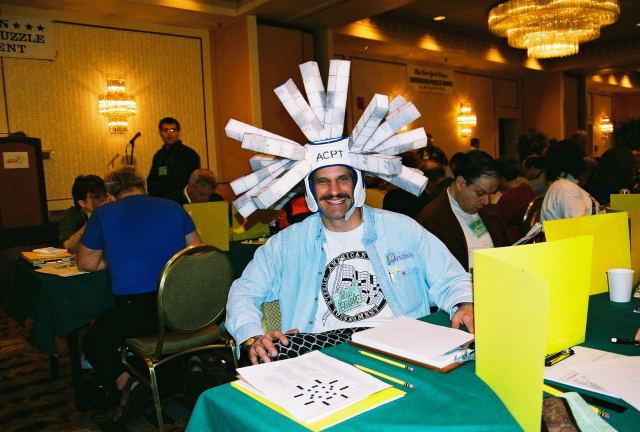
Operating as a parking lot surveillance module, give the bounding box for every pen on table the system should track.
[610,337,640,346]
[544,348,574,367]
[358,350,414,371]
[542,384,611,420]
[354,364,414,389]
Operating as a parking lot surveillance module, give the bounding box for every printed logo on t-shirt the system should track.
[320,250,387,325]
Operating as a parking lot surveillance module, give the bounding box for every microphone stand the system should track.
[126,132,141,165]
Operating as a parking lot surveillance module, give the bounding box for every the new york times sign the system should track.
[0,16,55,60]
[408,65,454,94]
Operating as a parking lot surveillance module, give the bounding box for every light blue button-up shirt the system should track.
[225,205,472,345]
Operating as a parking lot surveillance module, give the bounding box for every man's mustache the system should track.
[319,193,351,201]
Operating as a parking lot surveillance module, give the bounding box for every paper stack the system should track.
[350,316,474,372]
[22,248,73,267]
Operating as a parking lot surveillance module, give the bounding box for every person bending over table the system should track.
[58,175,109,253]
[225,158,474,366]
[77,166,201,419]
[415,151,509,271]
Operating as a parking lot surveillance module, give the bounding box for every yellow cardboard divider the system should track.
[543,212,630,295]
[474,253,547,432]
[474,235,592,355]
[184,201,230,251]
[474,236,592,431]
[610,194,640,212]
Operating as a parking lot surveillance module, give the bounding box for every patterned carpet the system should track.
[0,311,237,431]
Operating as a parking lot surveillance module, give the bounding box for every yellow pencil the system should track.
[358,350,415,371]
[354,364,414,389]
[542,384,610,420]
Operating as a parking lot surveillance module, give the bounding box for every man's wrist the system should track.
[452,302,473,314]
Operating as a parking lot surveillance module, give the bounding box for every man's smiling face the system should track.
[312,165,355,221]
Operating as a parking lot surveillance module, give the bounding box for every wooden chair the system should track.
[121,244,237,431]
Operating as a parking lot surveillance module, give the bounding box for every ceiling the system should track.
[4,0,640,89]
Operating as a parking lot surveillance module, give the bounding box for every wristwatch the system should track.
[242,335,262,348]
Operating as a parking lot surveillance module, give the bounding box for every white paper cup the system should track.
[607,268,634,302]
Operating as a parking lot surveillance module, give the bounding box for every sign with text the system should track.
[408,65,454,94]
[3,151,29,169]
[0,16,55,60]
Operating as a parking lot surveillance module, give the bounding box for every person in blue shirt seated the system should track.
[225,153,474,366]
[77,166,201,418]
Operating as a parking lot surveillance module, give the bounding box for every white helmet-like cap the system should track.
[225,60,430,220]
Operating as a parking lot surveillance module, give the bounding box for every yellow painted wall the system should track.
[1,6,214,210]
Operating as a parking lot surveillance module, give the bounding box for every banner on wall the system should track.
[408,65,454,94]
[0,16,55,60]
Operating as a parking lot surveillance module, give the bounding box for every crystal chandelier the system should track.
[488,0,620,59]
[98,79,137,133]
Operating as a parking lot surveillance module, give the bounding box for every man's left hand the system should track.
[451,303,474,333]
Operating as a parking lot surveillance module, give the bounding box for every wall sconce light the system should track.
[98,79,137,134]
[599,115,613,136]
[457,104,477,137]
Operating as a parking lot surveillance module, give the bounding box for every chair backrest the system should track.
[522,195,544,235]
[157,244,233,333]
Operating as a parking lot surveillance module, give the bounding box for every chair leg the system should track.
[229,345,238,369]
[148,363,164,432]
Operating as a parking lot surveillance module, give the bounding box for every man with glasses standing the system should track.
[147,117,200,201]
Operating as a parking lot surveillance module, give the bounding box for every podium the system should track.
[0,136,48,228]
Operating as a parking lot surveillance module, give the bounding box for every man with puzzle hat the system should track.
[224,60,473,365]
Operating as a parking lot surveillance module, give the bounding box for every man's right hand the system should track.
[248,329,299,365]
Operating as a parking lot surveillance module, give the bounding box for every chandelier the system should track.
[488,0,620,59]
[98,79,137,133]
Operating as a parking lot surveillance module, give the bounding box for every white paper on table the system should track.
[236,351,390,424]
[569,355,640,410]
[544,346,624,398]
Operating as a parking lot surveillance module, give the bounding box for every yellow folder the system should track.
[543,212,631,295]
[183,201,230,251]
[231,380,405,431]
